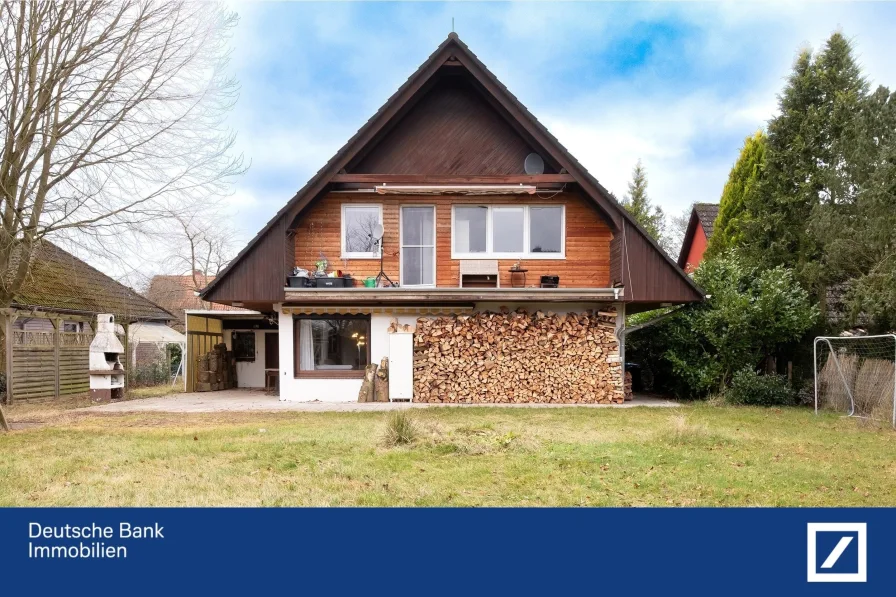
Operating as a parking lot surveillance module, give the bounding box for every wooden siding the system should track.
[350,78,550,176]
[293,192,612,289]
[610,223,703,305]
[202,216,289,304]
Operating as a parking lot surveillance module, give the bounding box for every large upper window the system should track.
[294,316,370,378]
[451,205,564,259]
[342,204,383,258]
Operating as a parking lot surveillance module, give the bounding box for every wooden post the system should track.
[52,318,61,399]
[4,311,16,405]
[0,401,9,432]
[122,320,130,396]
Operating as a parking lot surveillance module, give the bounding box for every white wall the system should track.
[224,329,270,388]
[273,303,625,402]
[277,308,417,402]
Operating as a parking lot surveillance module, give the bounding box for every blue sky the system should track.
[219,1,896,248]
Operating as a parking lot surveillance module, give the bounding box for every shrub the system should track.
[626,251,818,398]
[382,411,417,447]
[726,367,796,406]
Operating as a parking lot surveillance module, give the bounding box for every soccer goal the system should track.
[814,335,896,429]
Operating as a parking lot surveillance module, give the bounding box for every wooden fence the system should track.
[9,329,124,402]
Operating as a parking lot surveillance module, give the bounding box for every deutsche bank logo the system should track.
[807,523,867,583]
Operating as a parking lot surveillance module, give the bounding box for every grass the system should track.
[1,402,894,506]
[5,385,182,425]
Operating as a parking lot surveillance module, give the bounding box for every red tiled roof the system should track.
[147,274,248,327]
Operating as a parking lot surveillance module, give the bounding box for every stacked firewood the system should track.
[196,343,236,392]
[624,370,633,401]
[413,309,623,404]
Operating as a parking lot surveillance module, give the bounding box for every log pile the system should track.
[195,343,236,392]
[414,309,623,404]
[624,370,633,401]
[357,358,391,403]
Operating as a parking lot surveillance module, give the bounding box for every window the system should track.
[529,206,563,253]
[294,315,370,377]
[401,206,435,286]
[342,204,383,258]
[451,205,564,258]
[453,206,487,254]
[232,331,256,362]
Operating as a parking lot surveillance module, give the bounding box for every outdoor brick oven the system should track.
[89,314,125,400]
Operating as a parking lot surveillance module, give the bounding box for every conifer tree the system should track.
[707,131,766,257]
[621,160,668,251]
[742,33,867,300]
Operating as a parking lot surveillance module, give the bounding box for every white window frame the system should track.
[341,204,383,259]
[451,204,565,259]
[399,204,437,288]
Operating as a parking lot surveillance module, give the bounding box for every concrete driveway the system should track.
[82,389,680,413]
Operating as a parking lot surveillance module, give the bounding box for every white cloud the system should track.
[222,1,896,236]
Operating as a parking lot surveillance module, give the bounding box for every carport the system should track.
[184,309,278,392]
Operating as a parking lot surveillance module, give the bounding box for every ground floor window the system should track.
[294,315,370,377]
[232,331,255,361]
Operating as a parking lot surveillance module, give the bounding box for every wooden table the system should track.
[265,369,279,392]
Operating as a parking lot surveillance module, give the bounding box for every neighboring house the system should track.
[199,34,704,403]
[2,241,175,402]
[147,273,245,332]
[677,203,720,273]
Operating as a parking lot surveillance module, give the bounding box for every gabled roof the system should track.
[202,33,703,305]
[12,241,173,322]
[677,203,720,269]
[695,203,720,239]
[147,274,251,330]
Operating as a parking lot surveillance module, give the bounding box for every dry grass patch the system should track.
[1,404,895,506]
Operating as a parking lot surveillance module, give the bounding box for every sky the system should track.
[211,1,896,258]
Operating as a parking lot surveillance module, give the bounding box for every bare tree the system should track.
[0,0,244,309]
[345,212,381,254]
[667,203,695,258]
[167,210,239,291]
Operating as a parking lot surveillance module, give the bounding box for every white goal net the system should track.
[814,335,896,429]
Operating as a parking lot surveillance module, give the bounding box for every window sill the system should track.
[341,254,381,261]
[451,253,566,260]
[295,370,365,379]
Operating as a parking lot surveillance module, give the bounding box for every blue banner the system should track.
[0,508,891,595]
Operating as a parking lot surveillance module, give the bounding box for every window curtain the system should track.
[299,320,315,370]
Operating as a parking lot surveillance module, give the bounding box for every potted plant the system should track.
[287,266,310,288]
[314,251,328,277]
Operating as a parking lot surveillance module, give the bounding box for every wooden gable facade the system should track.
[201,34,703,312]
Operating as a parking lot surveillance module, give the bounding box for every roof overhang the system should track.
[184,309,264,319]
[284,287,623,305]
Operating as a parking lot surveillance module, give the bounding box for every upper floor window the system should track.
[342,204,383,259]
[452,205,565,259]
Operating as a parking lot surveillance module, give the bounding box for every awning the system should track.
[128,321,186,344]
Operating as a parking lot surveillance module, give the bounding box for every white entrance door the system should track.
[400,206,435,287]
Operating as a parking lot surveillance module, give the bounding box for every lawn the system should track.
[1,402,894,506]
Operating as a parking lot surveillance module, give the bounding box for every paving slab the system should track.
[81,389,680,413]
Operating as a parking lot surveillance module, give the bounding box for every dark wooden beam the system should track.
[330,174,576,184]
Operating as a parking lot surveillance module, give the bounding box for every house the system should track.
[2,241,175,402]
[677,203,720,273]
[147,273,246,333]
[199,34,704,403]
